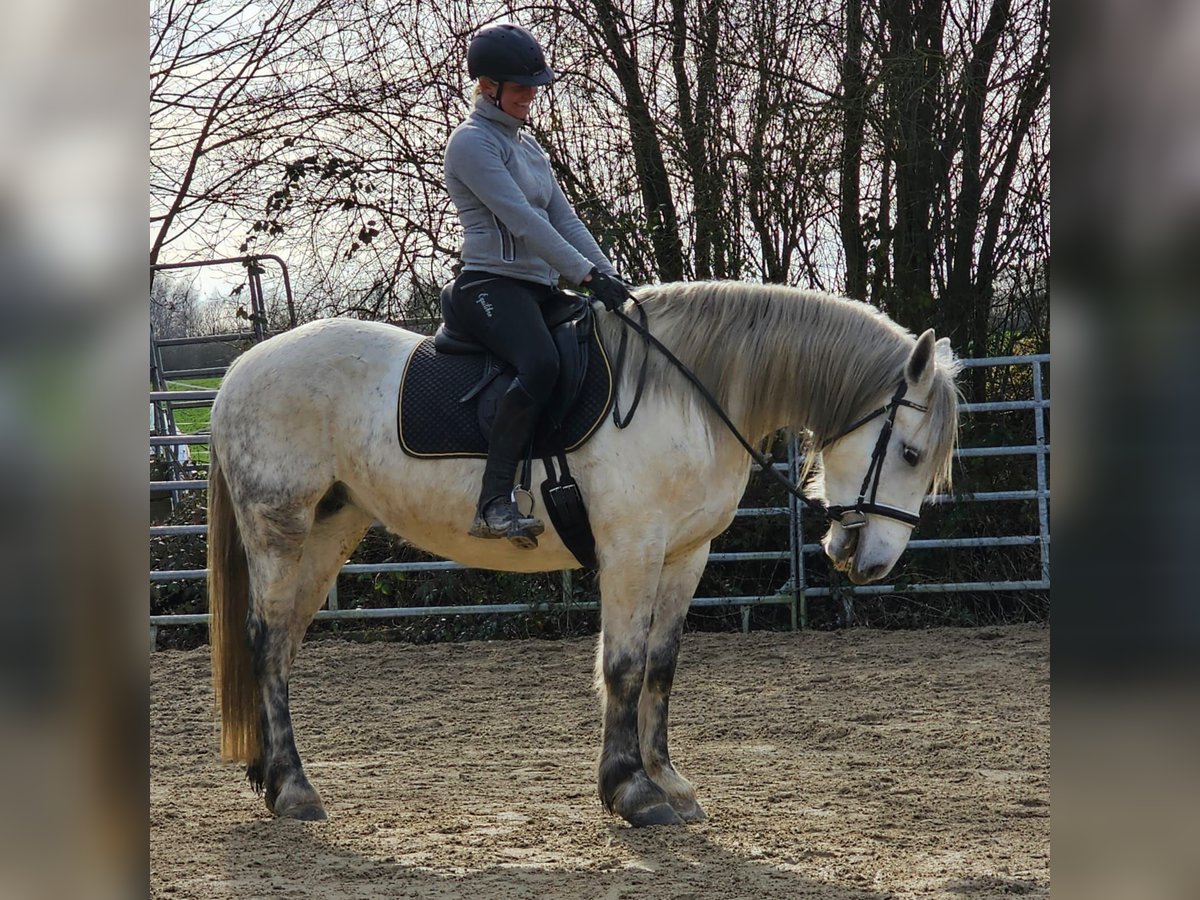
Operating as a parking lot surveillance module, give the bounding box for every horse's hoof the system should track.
[671,798,707,823]
[281,803,327,821]
[272,780,325,820]
[626,802,685,827]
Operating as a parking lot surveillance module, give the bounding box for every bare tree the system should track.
[840,0,869,299]
[150,275,200,338]
[150,0,1049,361]
[150,0,345,267]
[824,0,1049,369]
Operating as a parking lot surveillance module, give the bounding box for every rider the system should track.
[444,22,633,548]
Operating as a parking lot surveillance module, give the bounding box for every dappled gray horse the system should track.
[208,281,960,826]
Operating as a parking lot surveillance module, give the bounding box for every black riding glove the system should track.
[586,268,632,311]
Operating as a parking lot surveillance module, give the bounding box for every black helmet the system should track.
[467,23,556,86]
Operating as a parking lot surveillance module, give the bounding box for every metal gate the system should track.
[150,352,1049,645]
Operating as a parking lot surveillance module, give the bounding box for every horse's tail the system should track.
[208,451,260,763]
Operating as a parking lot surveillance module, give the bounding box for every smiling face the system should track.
[480,78,539,121]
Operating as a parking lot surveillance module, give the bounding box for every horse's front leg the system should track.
[595,545,684,827]
[639,545,710,823]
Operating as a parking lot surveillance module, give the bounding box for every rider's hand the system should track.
[585,268,633,311]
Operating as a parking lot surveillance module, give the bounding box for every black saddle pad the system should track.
[397,330,613,459]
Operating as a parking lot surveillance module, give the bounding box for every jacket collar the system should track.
[472,93,527,136]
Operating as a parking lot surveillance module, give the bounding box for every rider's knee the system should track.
[521,353,559,403]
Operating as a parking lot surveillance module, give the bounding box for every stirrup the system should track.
[468,496,545,547]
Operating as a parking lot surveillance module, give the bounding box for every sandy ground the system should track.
[150,624,1049,899]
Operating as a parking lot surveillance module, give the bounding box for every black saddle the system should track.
[397,290,614,459]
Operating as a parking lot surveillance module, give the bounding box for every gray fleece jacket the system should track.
[444,95,616,286]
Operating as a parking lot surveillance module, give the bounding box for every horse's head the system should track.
[818,329,960,585]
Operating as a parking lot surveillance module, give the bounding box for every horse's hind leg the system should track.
[595,544,684,827]
[639,545,710,823]
[242,497,372,820]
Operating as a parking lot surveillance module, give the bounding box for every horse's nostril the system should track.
[841,529,860,563]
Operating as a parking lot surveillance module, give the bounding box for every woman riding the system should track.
[443,22,633,548]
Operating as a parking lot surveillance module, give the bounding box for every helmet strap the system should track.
[479,78,504,108]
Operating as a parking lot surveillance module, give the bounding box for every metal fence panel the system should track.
[149,354,1049,641]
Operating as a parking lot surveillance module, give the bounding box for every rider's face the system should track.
[482,79,538,121]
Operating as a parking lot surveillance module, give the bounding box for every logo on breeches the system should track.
[475,292,494,317]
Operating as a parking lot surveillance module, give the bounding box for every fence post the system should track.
[1032,360,1050,584]
[788,436,807,629]
[561,569,573,629]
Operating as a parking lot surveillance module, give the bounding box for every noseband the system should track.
[822,381,928,530]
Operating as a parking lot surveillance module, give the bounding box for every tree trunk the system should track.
[946,0,1011,360]
[880,0,943,329]
[839,0,867,300]
[591,0,686,281]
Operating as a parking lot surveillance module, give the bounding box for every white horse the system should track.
[208,280,960,826]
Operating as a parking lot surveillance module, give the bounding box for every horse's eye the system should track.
[902,445,921,467]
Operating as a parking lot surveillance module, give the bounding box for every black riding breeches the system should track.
[442,272,561,406]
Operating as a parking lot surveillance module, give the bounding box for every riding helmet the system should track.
[467,23,556,86]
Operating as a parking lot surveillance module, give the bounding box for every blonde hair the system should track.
[472,78,498,100]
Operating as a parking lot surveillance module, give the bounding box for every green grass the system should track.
[156,377,222,466]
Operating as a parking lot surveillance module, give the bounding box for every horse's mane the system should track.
[595,281,961,492]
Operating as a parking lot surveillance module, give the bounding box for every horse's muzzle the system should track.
[847,559,889,585]
[823,525,858,572]
[825,526,895,584]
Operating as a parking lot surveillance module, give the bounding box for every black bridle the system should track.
[607,300,929,530]
[820,381,928,530]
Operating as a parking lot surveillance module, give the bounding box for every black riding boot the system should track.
[469,380,545,548]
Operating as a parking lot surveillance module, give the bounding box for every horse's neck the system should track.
[649,286,900,443]
[673,292,827,441]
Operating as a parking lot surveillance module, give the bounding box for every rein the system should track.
[610,299,649,428]
[607,300,925,529]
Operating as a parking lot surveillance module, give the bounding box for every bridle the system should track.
[820,380,928,530]
[606,300,931,531]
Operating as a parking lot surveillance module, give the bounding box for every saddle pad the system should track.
[397,331,613,459]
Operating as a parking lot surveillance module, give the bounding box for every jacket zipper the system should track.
[493,214,515,262]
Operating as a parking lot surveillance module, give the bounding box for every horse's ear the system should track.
[906,329,937,389]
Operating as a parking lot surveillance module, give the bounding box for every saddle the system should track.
[434,287,605,446]
[398,289,613,459]
[396,289,614,568]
